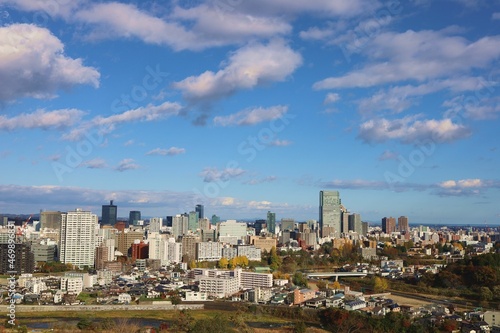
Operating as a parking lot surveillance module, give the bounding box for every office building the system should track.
[40,211,63,230]
[382,217,397,234]
[60,209,97,268]
[266,211,276,234]
[188,211,198,231]
[281,218,295,232]
[348,213,362,235]
[101,200,117,226]
[254,219,266,236]
[398,216,409,233]
[199,218,211,231]
[131,240,149,260]
[219,220,247,239]
[195,204,204,219]
[116,230,144,255]
[211,214,220,225]
[341,211,349,234]
[249,236,277,253]
[129,211,141,226]
[31,241,57,263]
[319,190,342,238]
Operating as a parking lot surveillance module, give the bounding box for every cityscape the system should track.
[1,190,499,332]
[1,0,500,332]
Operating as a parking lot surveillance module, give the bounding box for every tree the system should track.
[292,272,308,288]
[189,259,197,269]
[269,246,282,271]
[316,279,327,290]
[168,290,182,305]
[172,309,194,333]
[331,281,341,291]
[190,314,236,333]
[294,321,307,333]
[218,257,229,269]
[76,317,94,331]
[373,277,389,293]
[479,287,493,301]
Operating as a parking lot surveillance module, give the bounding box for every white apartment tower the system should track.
[60,208,98,268]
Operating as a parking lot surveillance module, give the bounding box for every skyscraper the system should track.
[266,211,276,234]
[60,208,97,268]
[188,211,199,231]
[211,214,220,225]
[348,213,362,235]
[101,200,117,225]
[195,204,204,219]
[172,214,188,239]
[398,216,409,233]
[382,217,396,234]
[40,211,63,230]
[319,190,342,237]
[129,211,141,226]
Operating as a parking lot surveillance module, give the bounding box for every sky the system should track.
[0,0,500,225]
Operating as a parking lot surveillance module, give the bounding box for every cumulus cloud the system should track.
[0,24,100,102]
[0,109,85,131]
[443,96,500,120]
[199,167,246,182]
[314,30,500,89]
[213,105,288,126]
[0,0,82,18]
[115,159,140,172]
[146,147,186,156]
[358,116,471,144]
[173,40,302,102]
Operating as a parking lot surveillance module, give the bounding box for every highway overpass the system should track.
[306,271,369,281]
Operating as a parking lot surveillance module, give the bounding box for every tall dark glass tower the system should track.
[129,211,141,226]
[101,200,117,225]
[195,204,204,219]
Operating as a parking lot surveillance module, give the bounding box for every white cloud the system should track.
[115,159,140,172]
[323,93,340,105]
[358,77,491,115]
[0,109,85,131]
[199,167,246,182]
[0,0,82,19]
[443,96,500,120]
[358,116,471,144]
[213,105,288,126]
[378,150,398,161]
[493,12,500,20]
[63,101,182,141]
[0,24,100,102]
[267,139,293,147]
[173,40,302,102]
[146,147,186,156]
[314,29,500,89]
[244,176,277,185]
[80,158,107,169]
[74,2,290,51]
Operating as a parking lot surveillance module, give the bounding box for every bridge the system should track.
[306,271,369,281]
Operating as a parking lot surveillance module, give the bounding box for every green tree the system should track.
[268,246,282,271]
[294,321,307,333]
[172,309,194,333]
[76,317,94,331]
[479,286,493,301]
[190,314,236,333]
[292,272,308,288]
[316,279,327,290]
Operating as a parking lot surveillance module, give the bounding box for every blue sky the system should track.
[0,0,500,225]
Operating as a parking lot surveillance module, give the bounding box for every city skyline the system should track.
[1,1,500,225]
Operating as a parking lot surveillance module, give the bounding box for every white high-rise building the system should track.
[149,217,163,233]
[167,240,182,264]
[148,232,170,265]
[172,215,188,239]
[60,209,98,268]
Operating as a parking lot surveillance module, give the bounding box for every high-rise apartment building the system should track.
[149,217,163,233]
[0,243,34,274]
[398,216,409,233]
[172,214,189,239]
[266,211,276,234]
[319,190,342,237]
[101,200,117,226]
[60,208,97,268]
[382,217,397,234]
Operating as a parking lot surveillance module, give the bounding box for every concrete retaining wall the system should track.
[1,303,203,312]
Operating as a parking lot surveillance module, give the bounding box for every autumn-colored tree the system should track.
[316,279,327,290]
[373,276,389,293]
[218,257,229,269]
[189,259,197,269]
[331,281,341,291]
